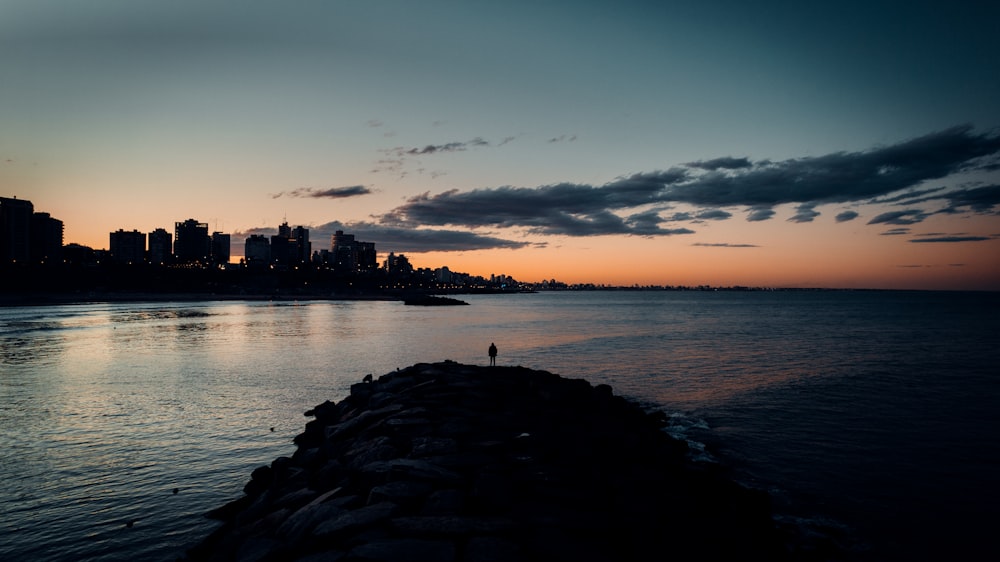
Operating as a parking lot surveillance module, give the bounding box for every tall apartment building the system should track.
[109,229,146,264]
[271,226,293,266]
[1,197,63,265]
[330,230,357,272]
[384,252,413,276]
[211,232,231,265]
[291,226,311,264]
[330,230,377,273]
[30,212,64,264]
[174,219,210,264]
[148,228,172,265]
[244,234,271,267]
[0,196,33,263]
[357,241,377,272]
[270,222,310,266]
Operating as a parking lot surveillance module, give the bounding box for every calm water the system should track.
[1,291,998,561]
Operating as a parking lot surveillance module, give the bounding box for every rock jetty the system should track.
[402,295,469,306]
[183,361,790,562]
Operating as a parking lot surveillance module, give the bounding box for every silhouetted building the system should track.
[491,273,514,288]
[331,230,356,273]
[269,222,310,266]
[330,230,376,274]
[384,252,412,276]
[291,225,311,264]
[271,234,292,266]
[358,241,377,272]
[244,234,270,267]
[0,196,33,263]
[330,230,353,249]
[174,219,210,264]
[211,232,231,265]
[30,212,63,264]
[148,228,172,265]
[109,229,146,264]
[63,243,97,265]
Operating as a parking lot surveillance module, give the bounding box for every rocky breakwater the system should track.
[183,361,790,562]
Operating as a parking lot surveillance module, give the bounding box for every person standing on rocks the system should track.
[488,342,497,366]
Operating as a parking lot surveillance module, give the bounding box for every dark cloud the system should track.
[377,125,1000,236]
[623,210,695,236]
[867,210,930,225]
[909,236,992,243]
[692,243,759,248]
[788,204,820,223]
[523,209,694,237]
[686,156,752,171]
[526,209,632,236]
[835,210,860,222]
[696,209,733,220]
[940,184,1000,213]
[746,207,776,222]
[273,186,372,199]
[664,212,694,222]
[548,134,577,143]
[876,184,1000,214]
[881,228,911,236]
[379,175,692,237]
[374,136,512,176]
[390,137,491,157]
[384,169,689,228]
[406,141,469,155]
[661,125,1000,208]
[869,186,948,205]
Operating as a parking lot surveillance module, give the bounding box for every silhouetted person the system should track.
[488,342,497,366]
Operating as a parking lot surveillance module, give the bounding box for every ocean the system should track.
[1,291,997,561]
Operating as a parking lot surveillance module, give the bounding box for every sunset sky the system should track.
[3,0,999,290]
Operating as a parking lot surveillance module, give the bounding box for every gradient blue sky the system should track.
[3,0,999,289]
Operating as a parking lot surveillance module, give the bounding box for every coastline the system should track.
[181,361,825,561]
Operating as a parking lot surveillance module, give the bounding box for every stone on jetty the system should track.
[184,361,789,561]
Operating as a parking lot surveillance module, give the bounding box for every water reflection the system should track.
[109,307,215,324]
[1,334,63,366]
[3,299,672,562]
[0,318,68,366]
[176,321,210,334]
[1,293,997,562]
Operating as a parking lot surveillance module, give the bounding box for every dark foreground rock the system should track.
[183,362,792,561]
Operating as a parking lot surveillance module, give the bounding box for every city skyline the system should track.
[4,1,1000,290]
[1,194,514,283]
